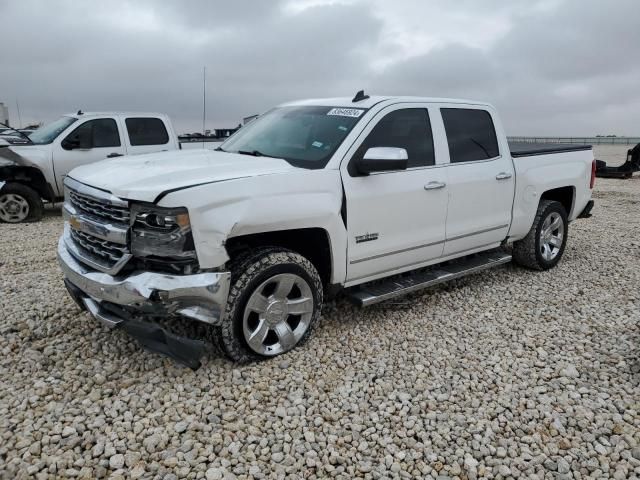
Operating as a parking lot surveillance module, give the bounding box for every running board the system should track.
[347,250,512,307]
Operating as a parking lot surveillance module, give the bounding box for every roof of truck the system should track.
[63,112,168,119]
[281,96,493,109]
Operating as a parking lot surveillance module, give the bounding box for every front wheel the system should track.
[0,183,43,223]
[217,248,323,362]
[513,200,568,270]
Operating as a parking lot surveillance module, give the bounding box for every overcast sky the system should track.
[1,0,639,135]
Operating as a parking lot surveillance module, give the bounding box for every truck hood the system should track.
[68,149,296,203]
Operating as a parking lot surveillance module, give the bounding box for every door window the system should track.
[125,118,169,146]
[352,108,435,173]
[62,119,120,149]
[441,108,499,163]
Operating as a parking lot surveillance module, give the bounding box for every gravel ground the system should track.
[1,177,639,480]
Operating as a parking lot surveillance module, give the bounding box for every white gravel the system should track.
[1,178,639,479]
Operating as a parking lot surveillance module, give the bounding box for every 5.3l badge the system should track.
[355,233,379,244]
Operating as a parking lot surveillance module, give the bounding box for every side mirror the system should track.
[356,147,408,175]
[62,132,91,150]
[62,137,81,150]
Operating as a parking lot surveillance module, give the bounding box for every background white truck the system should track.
[0,112,179,223]
[57,94,595,368]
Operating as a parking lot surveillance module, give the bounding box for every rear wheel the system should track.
[513,200,568,270]
[0,183,43,223]
[217,248,323,362]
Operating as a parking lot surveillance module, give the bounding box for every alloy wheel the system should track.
[242,273,314,356]
[539,211,564,261]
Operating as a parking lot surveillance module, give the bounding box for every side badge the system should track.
[355,233,379,244]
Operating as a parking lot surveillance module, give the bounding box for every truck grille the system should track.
[64,178,132,274]
[68,189,130,224]
[69,228,128,267]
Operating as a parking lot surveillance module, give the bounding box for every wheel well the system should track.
[540,186,574,216]
[0,166,53,201]
[225,228,333,285]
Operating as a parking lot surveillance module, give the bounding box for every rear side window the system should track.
[356,108,435,169]
[441,108,499,163]
[125,118,169,146]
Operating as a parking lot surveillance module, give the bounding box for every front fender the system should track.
[158,169,347,283]
[0,146,57,196]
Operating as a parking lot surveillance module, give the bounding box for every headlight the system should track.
[131,204,196,260]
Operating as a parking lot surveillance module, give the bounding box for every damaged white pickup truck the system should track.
[57,93,595,367]
[0,112,178,223]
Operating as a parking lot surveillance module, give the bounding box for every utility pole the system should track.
[202,66,207,146]
[16,100,22,129]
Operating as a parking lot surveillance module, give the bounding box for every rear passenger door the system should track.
[123,117,172,155]
[440,106,515,256]
[342,104,449,284]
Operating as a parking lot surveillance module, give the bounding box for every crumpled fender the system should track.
[0,146,57,195]
[158,169,348,283]
[0,147,31,167]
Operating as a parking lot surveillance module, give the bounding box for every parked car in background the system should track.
[0,128,35,145]
[56,93,596,368]
[0,112,179,223]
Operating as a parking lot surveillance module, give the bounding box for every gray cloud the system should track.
[1,0,638,135]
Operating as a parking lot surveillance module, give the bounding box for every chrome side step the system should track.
[347,250,512,307]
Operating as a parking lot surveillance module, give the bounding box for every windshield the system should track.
[28,116,77,145]
[220,106,367,168]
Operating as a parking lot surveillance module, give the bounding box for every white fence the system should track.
[508,136,640,145]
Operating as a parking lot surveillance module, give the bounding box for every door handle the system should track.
[424,181,446,190]
[496,172,512,180]
[107,153,124,158]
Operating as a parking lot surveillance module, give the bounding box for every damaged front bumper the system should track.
[57,237,231,368]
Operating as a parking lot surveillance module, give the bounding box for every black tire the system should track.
[216,247,323,362]
[0,182,43,223]
[513,200,568,270]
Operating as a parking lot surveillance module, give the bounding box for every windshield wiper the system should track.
[237,149,273,158]
[0,121,34,145]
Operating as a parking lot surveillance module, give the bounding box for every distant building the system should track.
[0,102,9,126]
[214,125,241,138]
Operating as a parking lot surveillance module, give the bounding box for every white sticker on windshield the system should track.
[311,141,323,148]
[327,108,364,118]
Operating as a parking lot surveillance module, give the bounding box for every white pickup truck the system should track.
[0,112,179,223]
[56,94,595,368]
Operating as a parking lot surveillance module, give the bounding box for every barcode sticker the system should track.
[327,108,365,118]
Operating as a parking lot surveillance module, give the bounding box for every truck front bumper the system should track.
[57,237,231,368]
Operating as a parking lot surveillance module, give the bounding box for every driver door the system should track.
[341,105,449,284]
[52,117,126,186]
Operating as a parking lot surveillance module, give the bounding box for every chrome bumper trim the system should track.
[57,237,230,325]
[82,297,124,329]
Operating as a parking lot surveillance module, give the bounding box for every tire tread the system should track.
[214,247,323,362]
[513,200,567,270]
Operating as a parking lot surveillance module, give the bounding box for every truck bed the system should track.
[508,142,592,158]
